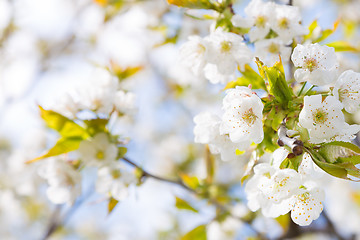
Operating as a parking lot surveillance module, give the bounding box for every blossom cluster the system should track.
[38,67,138,205]
[246,150,325,226]
[193,32,360,227]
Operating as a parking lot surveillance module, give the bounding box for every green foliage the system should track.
[27,107,94,163]
[256,58,293,107]
[110,65,143,82]
[224,65,266,91]
[306,142,360,180]
[275,214,290,232]
[117,147,128,159]
[175,197,199,213]
[167,0,214,9]
[84,118,109,136]
[181,225,207,240]
[180,173,201,190]
[326,41,359,52]
[279,154,302,171]
[315,19,340,42]
[108,197,119,214]
[304,19,340,43]
[27,137,83,163]
[205,145,215,185]
[39,106,89,138]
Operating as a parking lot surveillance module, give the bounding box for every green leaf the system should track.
[167,0,214,9]
[39,106,89,138]
[118,147,127,159]
[224,64,266,90]
[318,141,360,163]
[343,20,356,38]
[306,147,360,181]
[255,58,292,107]
[307,149,349,179]
[304,20,319,41]
[180,173,200,190]
[26,137,83,163]
[110,64,143,81]
[175,196,198,213]
[275,214,290,232]
[326,41,359,52]
[314,19,340,43]
[205,145,215,185]
[271,109,286,131]
[181,225,207,240]
[108,197,119,214]
[84,118,109,136]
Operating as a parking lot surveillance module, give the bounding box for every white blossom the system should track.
[38,158,81,204]
[245,163,325,226]
[254,38,292,66]
[245,163,300,218]
[299,95,347,144]
[220,86,264,147]
[78,133,118,167]
[193,112,221,144]
[333,70,360,113]
[289,186,324,226]
[179,35,208,77]
[78,68,118,115]
[239,0,274,42]
[114,90,137,115]
[205,28,252,75]
[203,63,235,84]
[193,111,242,161]
[291,44,339,85]
[96,162,135,201]
[270,4,308,43]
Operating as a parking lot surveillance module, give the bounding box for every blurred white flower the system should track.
[78,133,118,167]
[114,90,137,115]
[243,0,274,42]
[194,111,221,144]
[254,38,292,66]
[291,44,339,85]
[270,4,308,43]
[205,28,252,75]
[38,158,81,204]
[96,162,135,201]
[78,68,118,115]
[193,111,240,161]
[179,35,208,78]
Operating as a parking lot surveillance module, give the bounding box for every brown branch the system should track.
[121,157,267,238]
[121,157,196,193]
[278,121,304,155]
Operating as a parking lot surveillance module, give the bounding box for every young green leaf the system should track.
[180,173,201,190]
[26,137,83,163]
[181,225,207,240]
[326,41,359,52]
[255,58,292,107]
[175,196,199,213]
[39,106,89,139]
[108,197,119,214]
[167,0,214,9]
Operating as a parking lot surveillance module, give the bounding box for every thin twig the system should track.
[121,157,267,238]
[41,187,93,240]
[278,121,304,155]
[121,157,196,193]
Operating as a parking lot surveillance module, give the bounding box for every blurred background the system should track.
[0,0,360,239]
